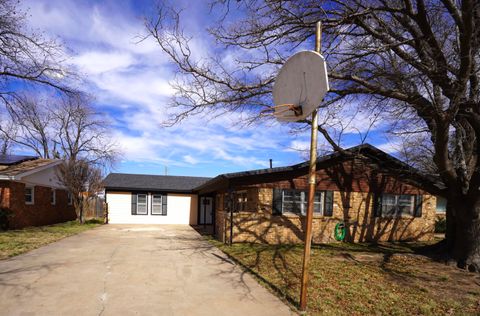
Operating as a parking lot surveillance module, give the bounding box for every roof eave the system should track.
[12,160,64,180]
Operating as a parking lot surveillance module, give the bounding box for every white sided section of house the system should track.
[106,192,198,225]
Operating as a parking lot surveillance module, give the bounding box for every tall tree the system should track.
[0,94,117,167]
[0,93,118,223]
[147,1,480,270]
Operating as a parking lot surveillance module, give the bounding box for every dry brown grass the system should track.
[210,240,480,315]
[0,220,102,259]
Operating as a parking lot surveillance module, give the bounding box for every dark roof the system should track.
[195,143,445,194]
[103,173,212,193]
[0,154,38,166]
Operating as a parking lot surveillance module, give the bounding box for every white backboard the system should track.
[273,50,329,122]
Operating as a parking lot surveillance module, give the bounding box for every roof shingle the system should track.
[0,159,60,177]
[103,173,212,193]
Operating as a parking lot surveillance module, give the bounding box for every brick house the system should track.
[0,155,76,229]
[105,144,443,244]
[196,144,443,244]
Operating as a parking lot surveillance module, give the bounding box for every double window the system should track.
[25,186,34,205]
[377,194,422,217]
[282,190,325,215]
[131,193,167,216]
[273,189,333,216]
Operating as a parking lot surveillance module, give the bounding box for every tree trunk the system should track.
[445,201,456,251]
[451,196,480,272]
[79,199,84,224]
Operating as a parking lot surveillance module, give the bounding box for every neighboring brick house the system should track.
[0,155,76,229]
[195,144,443,244]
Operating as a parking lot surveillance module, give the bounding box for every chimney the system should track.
[269,159,273,169]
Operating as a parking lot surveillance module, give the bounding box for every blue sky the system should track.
[20,0,399,177]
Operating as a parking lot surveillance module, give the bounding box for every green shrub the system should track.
[435,217,446,233]
[84,218,104,225]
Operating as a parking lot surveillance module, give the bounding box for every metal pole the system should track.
[299,21,321,312]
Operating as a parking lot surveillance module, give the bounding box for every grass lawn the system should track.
[0,220,102,260]
[210,239,480,315]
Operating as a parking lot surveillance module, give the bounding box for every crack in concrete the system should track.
[98,246,119,316]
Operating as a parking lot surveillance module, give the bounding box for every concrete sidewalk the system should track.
[0,225,295,316]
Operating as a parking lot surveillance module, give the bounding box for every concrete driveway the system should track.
[0,225,295,316]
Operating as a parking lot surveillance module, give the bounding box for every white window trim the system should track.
[25,186,34,205]
[282,190,324,215]
[151,194,163,215]
[381,194,415,217]
[235,190,248,211]
[136,193,148,215]
[51,189,56,205]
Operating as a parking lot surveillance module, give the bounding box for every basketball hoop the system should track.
[271,22,330,313]
[272,50,329,122]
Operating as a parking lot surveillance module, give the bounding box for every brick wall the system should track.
[214,159,437,244]
[0,181,76,229]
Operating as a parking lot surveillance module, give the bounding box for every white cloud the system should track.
[20,0,394,175]
[376,140,403,154]
[71,51,134,75]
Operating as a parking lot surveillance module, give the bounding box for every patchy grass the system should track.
[0,220,102,259]
[210,240,480,315]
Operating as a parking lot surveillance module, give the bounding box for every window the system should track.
[67,192,73,205]
[282,190,324,215]
[151,194,166,215]
[436,196,447,213]
[235,191,248,211]
[136,194,148,215]
[25,186,34,205]
[380,194,416,217]
[51,189,56,205]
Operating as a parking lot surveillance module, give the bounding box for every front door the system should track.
[199,197,213,225]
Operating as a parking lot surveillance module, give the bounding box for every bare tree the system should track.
[0,93,118,222]
[0,95,56,158]
[0,93,118,166]
[53,95,118,167]
[0,119,17,154]
[147,1,480,270]
[0,0,78,106]
[57,159,103,224]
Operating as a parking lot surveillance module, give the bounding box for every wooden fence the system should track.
[84,197,105,219]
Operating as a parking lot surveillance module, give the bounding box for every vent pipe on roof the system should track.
[269,159,273,169]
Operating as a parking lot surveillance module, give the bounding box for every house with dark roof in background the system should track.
[103,144,444,244]
[0,155,76,229]
[103,174,212,225]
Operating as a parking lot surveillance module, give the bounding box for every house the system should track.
[104,144,443,244]
[103,174,212,224]
[0,155,76,229]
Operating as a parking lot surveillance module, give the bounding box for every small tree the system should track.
[58,159,103,224]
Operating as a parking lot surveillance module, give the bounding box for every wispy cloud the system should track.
[20,0,391,176]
